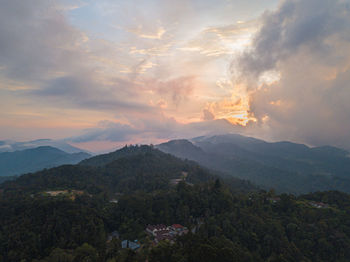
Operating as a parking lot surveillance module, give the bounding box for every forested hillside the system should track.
[1,145,253,195]
[157,135,350,194]
[1,145,350,261]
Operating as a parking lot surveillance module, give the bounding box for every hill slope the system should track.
[157,135,350,194]
[0,146,90,176]
[193,134,350,177]
[1,145,255,195]
[1,152,350,261]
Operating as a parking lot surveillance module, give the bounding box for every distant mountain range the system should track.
[0,139,89,154]
[2,133,350,194]
[156,134,350,194]
[0,146,90,177]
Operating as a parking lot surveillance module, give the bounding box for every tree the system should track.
[73,243,99,262]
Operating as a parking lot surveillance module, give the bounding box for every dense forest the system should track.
[1,145,253,195]
[1,145,350,261]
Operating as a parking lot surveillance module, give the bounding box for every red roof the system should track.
[172,224,184,229]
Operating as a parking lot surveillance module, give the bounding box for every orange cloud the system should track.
[204,94,256,127]
[127,25,166,40]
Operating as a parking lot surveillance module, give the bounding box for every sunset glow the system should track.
[1,0,350,152]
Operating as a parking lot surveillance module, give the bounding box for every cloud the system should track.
[0,0,161,115]
[1,0,296,149]
[202,109,215,120]
[153,76,197,106]
[69,117,244,145]
[127,25,166,39]
[179,20,258,57]
[0,144,12,151]
[204,20,258,40]
[129,44,173,56]
[28,74,154,112]
[236,0,350,149]
[0,0,87,83]
[70,121,140,143]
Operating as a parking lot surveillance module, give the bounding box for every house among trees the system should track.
[146,224,188,244]
[121,240,140,250]
[170,224,188,235]
[146,224,168,236]
[309,201,329,208]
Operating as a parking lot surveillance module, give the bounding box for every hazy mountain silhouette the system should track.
[0,146,90,177]
[157,134,350,194]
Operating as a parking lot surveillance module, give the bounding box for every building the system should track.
[121,240,140,250]
[309,201,329,208]
[146,223,188,244]
[146,224,168,236]
[170,224,188,235]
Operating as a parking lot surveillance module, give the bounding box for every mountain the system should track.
[157,135,350,194]
[1,145,254,195]
[1,144,350,261]
[0,139,89,154]
[192,134,350,177]
[78,144,161,167]
[0,146,90,177]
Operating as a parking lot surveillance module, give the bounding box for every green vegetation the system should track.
[1,145,350,261]
[157,135,350,194]
[1,145,253,196]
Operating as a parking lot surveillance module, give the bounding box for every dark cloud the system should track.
[202,109,215,120]
[0,0,199,116]
[149,76,196,106]
[237,0,350,149]
[29,74,152,112]
[237,0,350,78]
[0,0,85,82]
[0,0,154,114]
[70,121,139,143]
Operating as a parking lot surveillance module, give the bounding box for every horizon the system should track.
[1,0,350,152]
[0,132,339,155]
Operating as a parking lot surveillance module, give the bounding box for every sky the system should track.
[0,0,349,152]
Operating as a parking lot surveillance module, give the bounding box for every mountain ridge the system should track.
[0,139,89,154]
[1,145,255,194]
[157,134,350,194]
[0,146,90,177]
